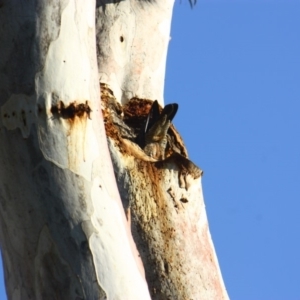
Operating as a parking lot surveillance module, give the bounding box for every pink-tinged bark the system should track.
[102,87,228,299]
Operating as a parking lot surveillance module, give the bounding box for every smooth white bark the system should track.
[96,0,174,105]
[0,1,150,299]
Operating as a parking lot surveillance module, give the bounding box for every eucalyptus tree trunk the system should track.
[0,0,228,299]
[0,1,149,299]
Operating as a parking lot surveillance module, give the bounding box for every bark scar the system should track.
[51,100,92,120]
[101,83,203,190]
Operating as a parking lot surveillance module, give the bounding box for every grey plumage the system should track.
[141,100,178,160]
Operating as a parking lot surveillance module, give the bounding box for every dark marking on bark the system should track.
[167,187,175,200]
[21,110,26,127]
[164,261,169,274]
[51,101,92,120]
[38,105,43,114]
[80,241,89,254]
[120,36,124,42]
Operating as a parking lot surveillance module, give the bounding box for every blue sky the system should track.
[165,0,300,299]
[0,1,299,299]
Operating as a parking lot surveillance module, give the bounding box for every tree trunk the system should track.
[101,86,228,299]
[0,1,149,299]
[0,0,228,299]
[95,0,173,105]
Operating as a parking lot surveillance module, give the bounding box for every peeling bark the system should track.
[101,85,228,299]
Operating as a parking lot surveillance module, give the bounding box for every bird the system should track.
[139,100,178,160]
